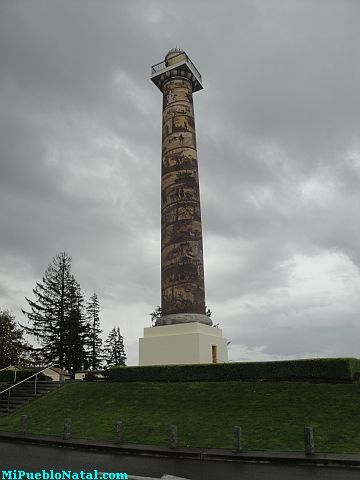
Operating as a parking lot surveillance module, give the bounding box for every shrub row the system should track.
[0,369,48,383]
[107,358,360,383]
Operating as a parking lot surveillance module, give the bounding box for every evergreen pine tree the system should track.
[85,293,103,371]
[22,252,87,374]
[104,327,126,367]
[63,277,88,375]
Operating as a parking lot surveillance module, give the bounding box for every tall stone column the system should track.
[138,48,228,366]
[152,48,211,327]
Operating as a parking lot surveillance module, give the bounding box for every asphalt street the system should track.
[1,441,359,480]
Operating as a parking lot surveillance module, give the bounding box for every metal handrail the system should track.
[0,363,60,396]
[0,365,15,372]
[151,52,202,83]
[0,365,19,382]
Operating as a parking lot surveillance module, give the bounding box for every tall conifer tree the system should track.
[63,278,88,375]
[22,252,87,374]
[85,293,103,370]
[104,327,126,367]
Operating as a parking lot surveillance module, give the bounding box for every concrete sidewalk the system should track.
[1,431,360,469]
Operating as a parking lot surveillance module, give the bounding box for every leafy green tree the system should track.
[0,310,32,368]
[85,293,103,370]
[104,327,126,367]
[22,252,87,374]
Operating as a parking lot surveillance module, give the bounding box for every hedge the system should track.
[107,358,360,383]
[0,369,48,383]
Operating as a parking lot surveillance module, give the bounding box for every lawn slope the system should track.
[0,381,359,453]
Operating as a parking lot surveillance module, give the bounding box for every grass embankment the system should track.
[0,381,359,453]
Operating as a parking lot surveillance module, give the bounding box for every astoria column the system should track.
[151,48,211,327]
[139,49,227,365]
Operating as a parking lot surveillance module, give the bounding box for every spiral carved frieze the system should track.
[160,77,206,316]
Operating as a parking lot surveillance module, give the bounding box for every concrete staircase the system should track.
[0,381,63,416]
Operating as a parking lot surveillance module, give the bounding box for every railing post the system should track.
[169,425,178,449]
[19,415,27,434]
[304,426,315,456]
[14,368,17,383]
[63,418,71,440]
[0,363,61,403]
[233,426,242,453]
[115,421,123,445]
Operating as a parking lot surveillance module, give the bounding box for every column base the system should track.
[139,322,228,366]
[155,313,212,326]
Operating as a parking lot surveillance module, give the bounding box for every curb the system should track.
[1,432,360,468]
[126,476,190,480]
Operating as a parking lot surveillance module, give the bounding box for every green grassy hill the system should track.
[0,381,359,453]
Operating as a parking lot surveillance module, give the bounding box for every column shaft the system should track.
[161,77,206,317]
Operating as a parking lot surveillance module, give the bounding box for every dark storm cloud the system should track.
[1,0,359,364]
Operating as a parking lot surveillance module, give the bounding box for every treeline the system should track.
[0,252,126,375]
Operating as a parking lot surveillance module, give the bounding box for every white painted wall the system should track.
[139,322,228,366]
[42,368,71,381]
[42,368,60,381]
[74,371,105,380]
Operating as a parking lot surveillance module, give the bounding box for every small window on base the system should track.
[212,345,217,364]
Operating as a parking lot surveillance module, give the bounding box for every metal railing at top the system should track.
[151,52,202,83]
[0,365,19,382]
[0,365,14,372]
[0,363,60,414]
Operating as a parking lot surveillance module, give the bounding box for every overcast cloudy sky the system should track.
[1,0,360,365]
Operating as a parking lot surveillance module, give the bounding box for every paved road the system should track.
[0,441,359,480]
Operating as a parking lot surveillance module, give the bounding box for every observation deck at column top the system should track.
[150,48,203,93]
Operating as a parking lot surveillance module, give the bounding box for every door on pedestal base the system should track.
[212,345,217,364]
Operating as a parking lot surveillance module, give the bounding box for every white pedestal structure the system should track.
[139,322,228,366]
